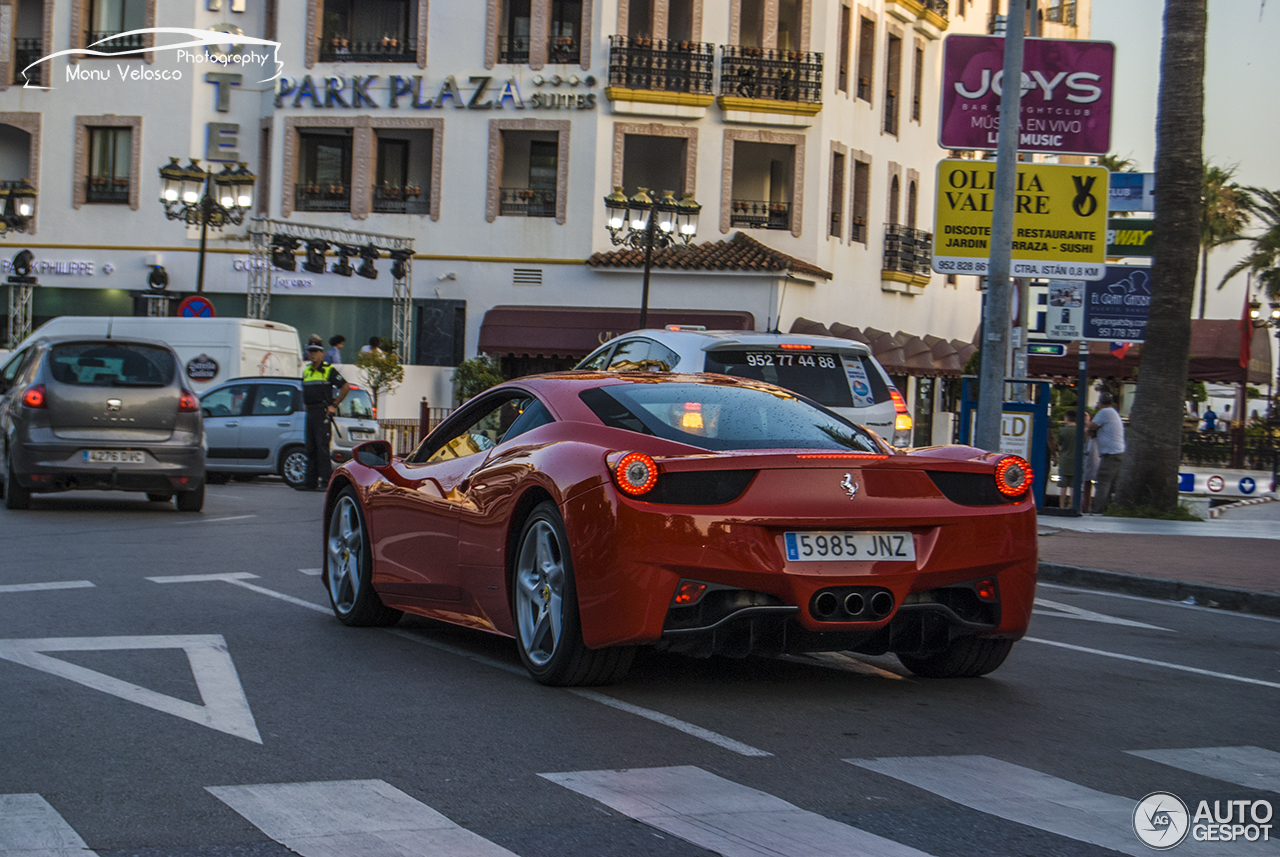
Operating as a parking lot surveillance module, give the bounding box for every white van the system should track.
[16,317,303,393]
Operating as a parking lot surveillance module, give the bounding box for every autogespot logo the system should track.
[1134,792,1190,850]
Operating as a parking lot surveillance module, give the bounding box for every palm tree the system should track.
[1198,161,1250,317]
[1113,0,1207,514]
[1218,187,1280,304]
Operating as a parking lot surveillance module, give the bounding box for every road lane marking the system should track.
[298,568,322,576]
[542,765,934,856]
[154,574,774,758]
[847,755,1222,857]
[208,780,517,857]
[1026,637,1280,690]
[1127,746,1280,794]
[1033,597,1173,631]
[0,635,261,743]
[1037,582,1280,624]
[0,580,94,593]
[173,514,258,525]
[568,691,773,757]
[0,793,100,856]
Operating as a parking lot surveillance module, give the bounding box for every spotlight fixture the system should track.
[389,249,412,280]
[270,235,300,271]
[11,248,34,277]
[147,265,169,290]
[332,244,357,277]
[302,239,330,275]
[356,244,380,280]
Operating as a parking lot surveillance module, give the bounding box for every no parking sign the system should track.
[177,295,216,318]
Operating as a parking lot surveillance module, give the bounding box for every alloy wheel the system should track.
[327,496,364,615]
[515,520,565,667]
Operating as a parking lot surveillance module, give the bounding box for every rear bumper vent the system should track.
[646,469,756,505]
[926,470,1025,506]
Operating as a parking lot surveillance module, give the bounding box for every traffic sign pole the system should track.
[975,0,1025,453]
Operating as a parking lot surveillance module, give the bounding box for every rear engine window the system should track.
[48,343,175,387]
[704,349,854,408]
[579,382,883,453]
[339,388,375,418]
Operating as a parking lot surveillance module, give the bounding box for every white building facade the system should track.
[0,0,1088,427]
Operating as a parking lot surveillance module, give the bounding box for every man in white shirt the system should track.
[1087,392,1125,514]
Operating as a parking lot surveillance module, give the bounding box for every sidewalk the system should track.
[1036,497,1280,616]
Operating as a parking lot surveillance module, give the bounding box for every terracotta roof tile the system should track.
[587,231,833,280]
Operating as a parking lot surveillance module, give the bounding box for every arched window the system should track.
[907,180,918,227]
[889,174,900,225]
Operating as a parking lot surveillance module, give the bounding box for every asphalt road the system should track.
[2,481,1277,857]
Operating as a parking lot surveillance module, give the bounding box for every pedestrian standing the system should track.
[325,335,345,365]
[300,344,350,492]
[360,336,382,355]
[1057,410,1077,509]
[1202,405,1217,432]
[1087,392,1125,514]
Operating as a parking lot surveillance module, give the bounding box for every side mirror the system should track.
[352,439,393,469]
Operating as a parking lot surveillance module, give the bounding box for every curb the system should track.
[1038,562,1280,619]
[1208,493,1278,519]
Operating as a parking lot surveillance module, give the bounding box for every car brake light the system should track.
[889,387,913,432]
[22,384,46,408]
[975,578,999,601]
[178,390,200,412]
[778,343,813,349]
[614,451,658,496]
[994,455,1032,497]
[672,581,708,605]
[372,406,378,418]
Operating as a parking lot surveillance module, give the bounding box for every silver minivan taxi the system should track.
[0,336,205,510]
[200,377,380,488]
[577,328,913,446]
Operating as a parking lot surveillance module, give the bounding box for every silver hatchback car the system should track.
[0,335,206,510]
[200,377,380,489]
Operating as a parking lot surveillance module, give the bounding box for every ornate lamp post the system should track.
[603,186,701,329]
[158,158,255,293]
[0,178,38,235]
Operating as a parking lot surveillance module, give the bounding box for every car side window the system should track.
[500,398,554,444]
[201,384,253,417]
[251,384,297,416]
[607,339,654,371]
[415,393,535,464]
[648,342,680,372]
[578,344,615,371]
[0,349,29,392]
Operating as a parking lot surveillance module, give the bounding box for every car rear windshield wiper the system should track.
[110,379,166,387]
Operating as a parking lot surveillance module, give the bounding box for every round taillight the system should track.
[22,384,46,408]
[178,390,200,412]
[994,455,1032,497]
[615,451,658,496]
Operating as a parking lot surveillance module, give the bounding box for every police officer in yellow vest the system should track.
[300,343,350,491]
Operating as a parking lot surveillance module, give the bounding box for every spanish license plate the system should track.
[83,450,145,464]
[784,531,915,562]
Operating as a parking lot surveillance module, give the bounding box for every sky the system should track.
[1090,0,1279,320]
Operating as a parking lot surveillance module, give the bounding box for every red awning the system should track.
[478,305,756,358]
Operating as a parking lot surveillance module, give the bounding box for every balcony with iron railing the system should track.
[921,0,950,19]
[319,36,418,63]
[372,185,430,214]
[850,215,868,244]
[548,36,580,64]
[607,36,715,95]
[499,187,556,218]
[13,38,42,85]
[85,30,145,54]
[883,223,933,276]
[85,176,131,204]
[295,184,352,212]
[719,46,823,104]
[730,199,791,231]
[1043,0,1077,25]
[498,35,530,64]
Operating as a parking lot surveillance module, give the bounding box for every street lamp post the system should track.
[1248,297,1280,489]
[158,158,255,293]
[603,186,701,329]
[0,178,38,236]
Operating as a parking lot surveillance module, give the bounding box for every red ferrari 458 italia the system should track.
[321,372,1036,686]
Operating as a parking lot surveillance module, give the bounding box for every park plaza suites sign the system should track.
[273,72,599,111]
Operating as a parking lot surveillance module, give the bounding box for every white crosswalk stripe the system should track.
[848,754,1279,856]
[0,793,100,857]
[207,779,518,857]
[541,765,937,857]
[1128,746,1280,794]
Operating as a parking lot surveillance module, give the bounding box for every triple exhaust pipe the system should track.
[811,588,894,621]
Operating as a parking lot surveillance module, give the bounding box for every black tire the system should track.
[205,472,230,485]
[324,488,402,627]
[279,445,309,489]
[146,493,173,503]
[231,474,256,483]
[4,447,31,510]
[897,637,1015,678]
[175,482,205,512]
[511,501,634,686]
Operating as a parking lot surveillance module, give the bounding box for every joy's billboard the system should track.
[940,35,1115,155]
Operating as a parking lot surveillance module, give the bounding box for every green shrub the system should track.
[452,355,505,404]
